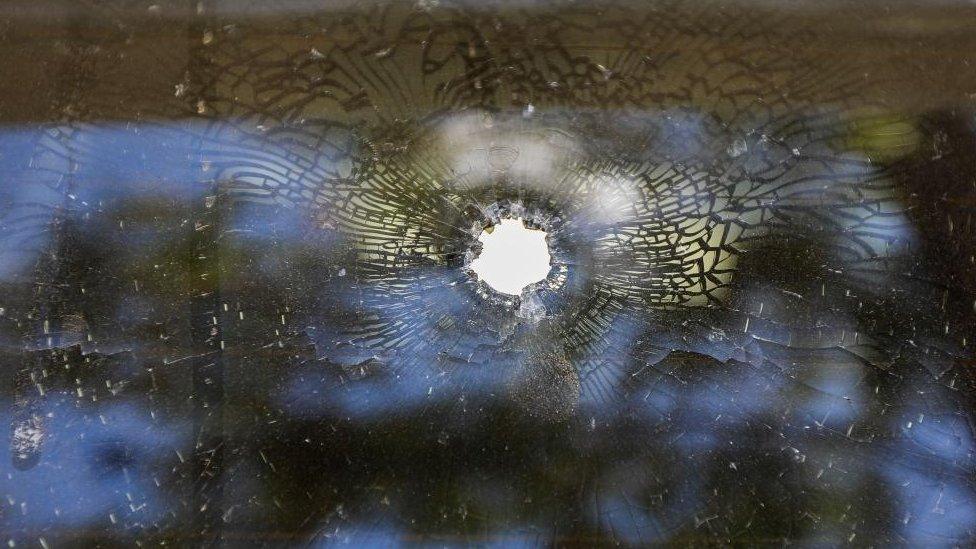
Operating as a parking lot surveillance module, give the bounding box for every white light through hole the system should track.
[470,218,551,296]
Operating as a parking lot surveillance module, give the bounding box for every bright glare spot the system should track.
[470,218,551,296]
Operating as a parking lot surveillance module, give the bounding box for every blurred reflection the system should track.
[2,0,975,546]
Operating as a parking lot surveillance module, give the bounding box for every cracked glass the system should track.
[2,0,976,545]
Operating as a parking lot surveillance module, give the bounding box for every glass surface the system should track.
[2,0,976,545]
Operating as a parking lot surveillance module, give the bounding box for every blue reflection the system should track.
[313,521,406,548]
[0,109,973,545]
[2,391,191,530]
[885,463,976,546]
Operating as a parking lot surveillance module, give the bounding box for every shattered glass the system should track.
[2,0,976,545]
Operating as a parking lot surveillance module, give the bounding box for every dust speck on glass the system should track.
[1,0,975,545]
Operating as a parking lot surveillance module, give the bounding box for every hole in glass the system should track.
[469,218,552,296]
